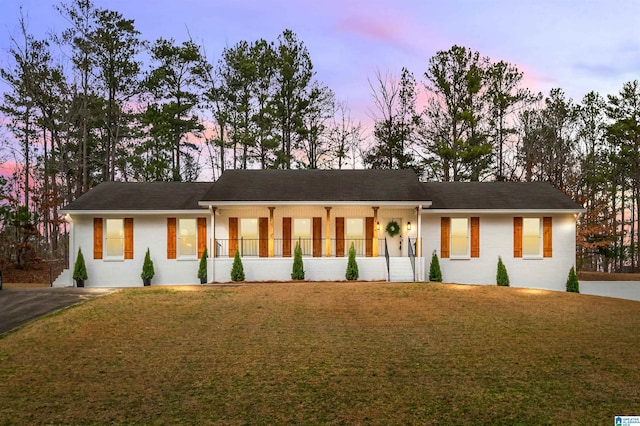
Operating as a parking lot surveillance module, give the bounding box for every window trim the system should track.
[104,218,125,260]
[522,217,542,259]
[178,218,198,259]
[450,217,470,259]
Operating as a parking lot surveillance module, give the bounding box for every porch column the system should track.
[325,207,332,257]
[210,207,217,282]
[372,206,379,257]
[268,207,275,257]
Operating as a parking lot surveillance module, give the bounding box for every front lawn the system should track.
[0,283,638,424]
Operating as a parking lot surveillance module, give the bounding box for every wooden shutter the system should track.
[259,217,268,257]
[365,217,374,257]
[440,217,450,259]
[470,217,480,258]
[167,218,177,259]
[124,218,134,260]
[283,217,292,257]
[229,217,238,258]
[543,217,552,258]
[93,218,103,259]
[335,217,345,257]
[513,217,523,258]
[313,217,322,257]
[197,217,207,258]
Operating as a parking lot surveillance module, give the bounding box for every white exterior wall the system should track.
[213,257,387,282]
[66,214,211,287]
[420,213,577,291]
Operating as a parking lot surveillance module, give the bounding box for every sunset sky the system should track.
[1,0,640,168]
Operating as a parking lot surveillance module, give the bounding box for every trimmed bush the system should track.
[141,248,155,280]
[198,247,208,282]
[428,251,442,282]
[231,250,245,282]
[566,266,579,293]
[291,242,305,280]
[496,256,510,287]
[72,248,88,281]
[346,243,359,280]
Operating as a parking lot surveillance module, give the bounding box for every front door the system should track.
[383,217,403,257]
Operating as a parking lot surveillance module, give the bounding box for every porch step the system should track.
[388,257,415,282]
[52,269,72,287]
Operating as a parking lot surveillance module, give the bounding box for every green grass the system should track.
[0,283,639,425]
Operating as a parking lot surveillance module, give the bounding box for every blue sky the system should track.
[1,0,639,166]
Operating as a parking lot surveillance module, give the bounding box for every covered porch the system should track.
[206,204,424,282]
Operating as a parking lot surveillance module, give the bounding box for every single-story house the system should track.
[56,169,584,290]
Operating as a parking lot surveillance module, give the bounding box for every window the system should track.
[105,219,124,258]
[179,218,197,257]
[514,217,551,258]
[346,218,364,255]
[523,218,541,257]
[240,218,259,256]
[450,218,469,257]
[441,217,479,259]
[293,218,312,254]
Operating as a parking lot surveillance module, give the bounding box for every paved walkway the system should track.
[580,281,640,301]
[0,287,113,335]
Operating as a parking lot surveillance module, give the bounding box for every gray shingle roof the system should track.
[60,173,583,212]
[201,169,430,203]
[62,182,212,211]
[422,182,583,211]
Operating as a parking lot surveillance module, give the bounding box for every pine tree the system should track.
[291,242,305,280]
[141,248,154,281]
[496,256,510,287]
[345,243,359,280]
[566,266,579,293]
[73,248,88,281]
[198,247,208,283]
[428,251,442,282]
[231,250,245,281]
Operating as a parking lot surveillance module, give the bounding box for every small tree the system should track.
[73,248,88,283]
[230,250,245,281]
[291,242,305,280]
[566,266,579,293]
[345,243,359,280]
[496,256,510,287]
[198,247,208,283]
[141,248,155,285]
[428,251,442,282]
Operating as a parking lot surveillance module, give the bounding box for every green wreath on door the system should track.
[385,220,400,237]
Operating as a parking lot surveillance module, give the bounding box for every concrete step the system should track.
[52,269,72,287]
[388,257,415,282]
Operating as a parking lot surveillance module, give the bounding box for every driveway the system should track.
[0,287,114,335]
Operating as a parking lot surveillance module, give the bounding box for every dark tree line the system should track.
[0,3,636,272]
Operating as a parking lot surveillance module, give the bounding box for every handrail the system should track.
[408,237,416,282]
[384,238,390,281]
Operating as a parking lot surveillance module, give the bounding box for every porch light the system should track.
[376,221,380,231]
[407,221,411,231]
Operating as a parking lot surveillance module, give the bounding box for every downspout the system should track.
[68,214,75,287]
[210,206,216,282]
[416,206,422,282]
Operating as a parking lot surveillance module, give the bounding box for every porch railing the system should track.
[408,237,416,282]
[384,238,390,281]
[214,238,385,258]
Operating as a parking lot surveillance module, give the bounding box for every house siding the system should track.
[421,213,576,291]
[65,214,211,287]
